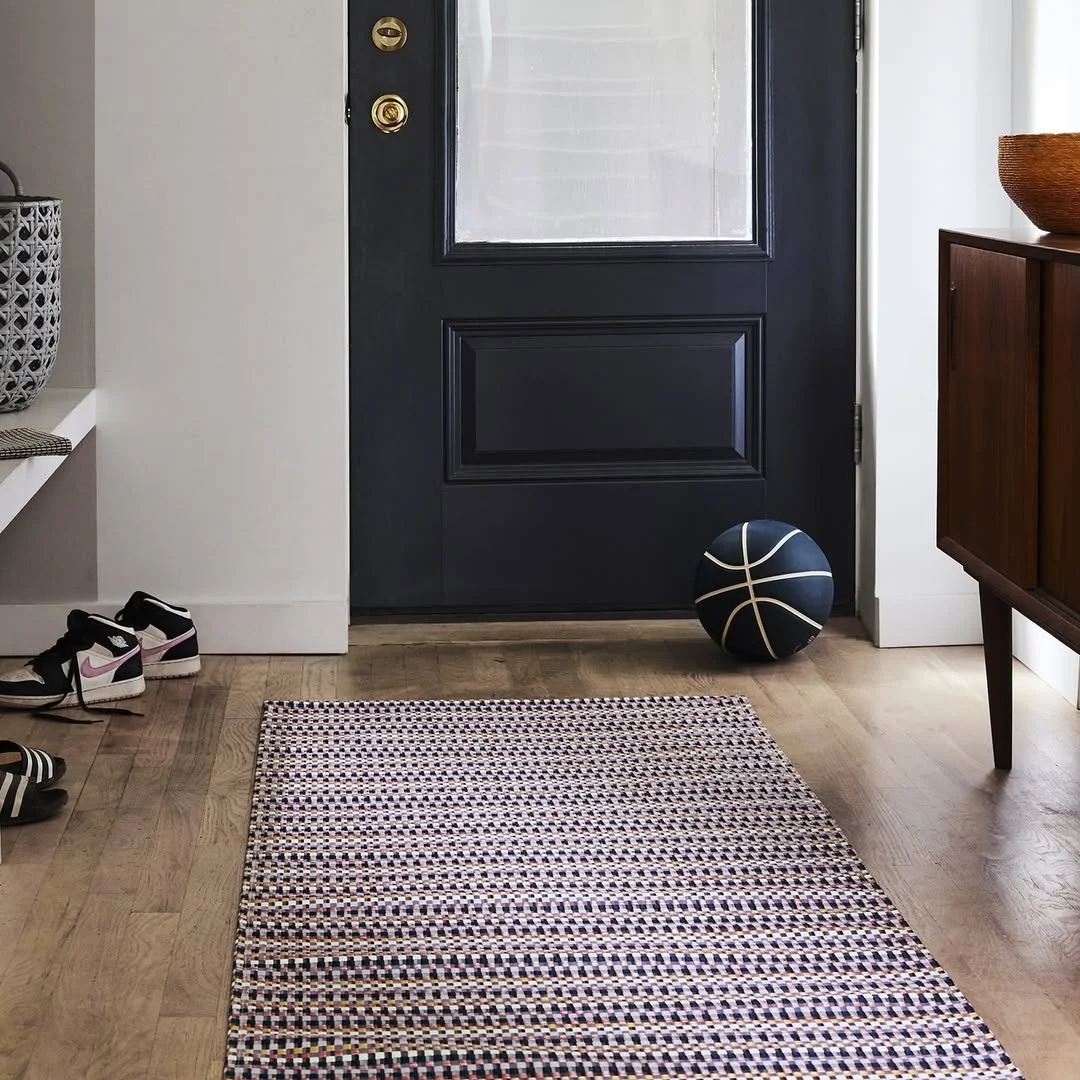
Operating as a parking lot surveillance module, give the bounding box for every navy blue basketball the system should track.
[694,520,833,661]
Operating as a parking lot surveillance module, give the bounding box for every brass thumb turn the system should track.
[372,94,408,134]
[372,17,408,51]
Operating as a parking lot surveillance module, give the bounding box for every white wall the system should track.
[1009,0,1080,704]
[864,0,1016,648]
[0,0,95,389]
[93,0,349,652]
[1012,0,1080,138]
[0,1,348,653]
[0,0,98,605]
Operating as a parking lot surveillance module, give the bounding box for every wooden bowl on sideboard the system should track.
[999,132,1080,234]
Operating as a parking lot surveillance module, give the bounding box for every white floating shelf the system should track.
[0,388,97,536]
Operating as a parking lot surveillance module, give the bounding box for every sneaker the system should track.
[115,592,201,679]
[0,610,145,710]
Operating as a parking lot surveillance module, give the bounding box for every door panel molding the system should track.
[445,316,764,482]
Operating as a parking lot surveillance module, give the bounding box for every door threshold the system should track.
[350,609,697,626]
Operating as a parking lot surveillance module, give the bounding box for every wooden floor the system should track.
[1,617,1079,1079]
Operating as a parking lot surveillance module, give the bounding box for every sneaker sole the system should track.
[0,675,147,710]
[143,656,201,680]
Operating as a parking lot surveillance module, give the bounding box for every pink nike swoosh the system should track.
[80,645,141,680]
[142,626,196,661]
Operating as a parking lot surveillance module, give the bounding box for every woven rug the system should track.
[225,696,1021,1079]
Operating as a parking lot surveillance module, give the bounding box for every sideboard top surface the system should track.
[941,228,1080,263]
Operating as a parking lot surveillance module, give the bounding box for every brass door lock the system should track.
[372,17,407,51]
[371,94,408,133]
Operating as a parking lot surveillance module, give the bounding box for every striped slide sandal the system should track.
[0,772,68,826]
[0,740,66,788]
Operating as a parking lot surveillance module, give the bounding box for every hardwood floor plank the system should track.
[0,792,74,979]
[167,681,229,795]
[569,640,632,698]
[435,642,519,699]
[146,1018,218,1080]
[334,643,373,700]
[157,795,248,1021]
[120,765,171,812]
[0,808,119,1078]
[97,683,160,755]
[494,642,549,697]
[208,711,260,798]
[22,894,131,1080]
[594,637,684,698]
[224,655,270,717]
[464,644,518,698]
[87,912,180,1080]
[301,655,338,701]
[90,806,159,896]
[532,642,589,699]
[158,711,254,1022]
[133,675,198,770]
[265,656,304,701]
[75,749,134,812]
[132,790,206,913]
[198,655,237,689]
[0,853,57,982]
[402,645,442,700]
[369,644,408,698]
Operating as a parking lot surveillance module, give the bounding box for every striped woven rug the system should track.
[225,696,1021,1079]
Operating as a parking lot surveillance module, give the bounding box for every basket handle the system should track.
[0,161,23,197]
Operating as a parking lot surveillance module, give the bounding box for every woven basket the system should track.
[0,160,62,412]
[999,132,1080,235]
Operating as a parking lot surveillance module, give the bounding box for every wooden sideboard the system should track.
[938,228,1080,770]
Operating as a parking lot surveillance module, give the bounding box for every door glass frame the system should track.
[438,0,773,265]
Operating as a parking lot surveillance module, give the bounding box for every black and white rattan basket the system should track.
[0,160,62,413]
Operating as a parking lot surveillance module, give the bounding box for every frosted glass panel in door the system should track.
[455,0,753,244]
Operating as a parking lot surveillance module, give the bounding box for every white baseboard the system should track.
[872,593,1080,708]
[1013,611,1080,707]
[0,600,349,656]
[872,592,983,647]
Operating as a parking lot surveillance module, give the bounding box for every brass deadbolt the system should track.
[372,17,407,51]
[372,94,408,133]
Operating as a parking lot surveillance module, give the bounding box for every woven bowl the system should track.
[999,132,1080,234]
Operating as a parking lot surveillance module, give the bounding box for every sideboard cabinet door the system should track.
[1039,260,1080,614]
[938,243,1040,587]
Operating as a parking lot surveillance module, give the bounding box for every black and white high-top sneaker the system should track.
[0,610,145,710]
[115,592,201,679]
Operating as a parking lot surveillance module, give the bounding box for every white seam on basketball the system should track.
[695,569,833,606]
[755,596,824,631]
[742,523,777,660]
[704,529,802,572]
[720,597,756,650]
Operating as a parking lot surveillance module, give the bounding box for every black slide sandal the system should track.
[0,773,68,826]
[0,740,67,788]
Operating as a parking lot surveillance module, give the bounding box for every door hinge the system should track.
[853,402,863,465]
[345,92,351,126]
[855,0,864,52]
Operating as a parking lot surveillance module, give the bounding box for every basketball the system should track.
[694,520,833,661]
